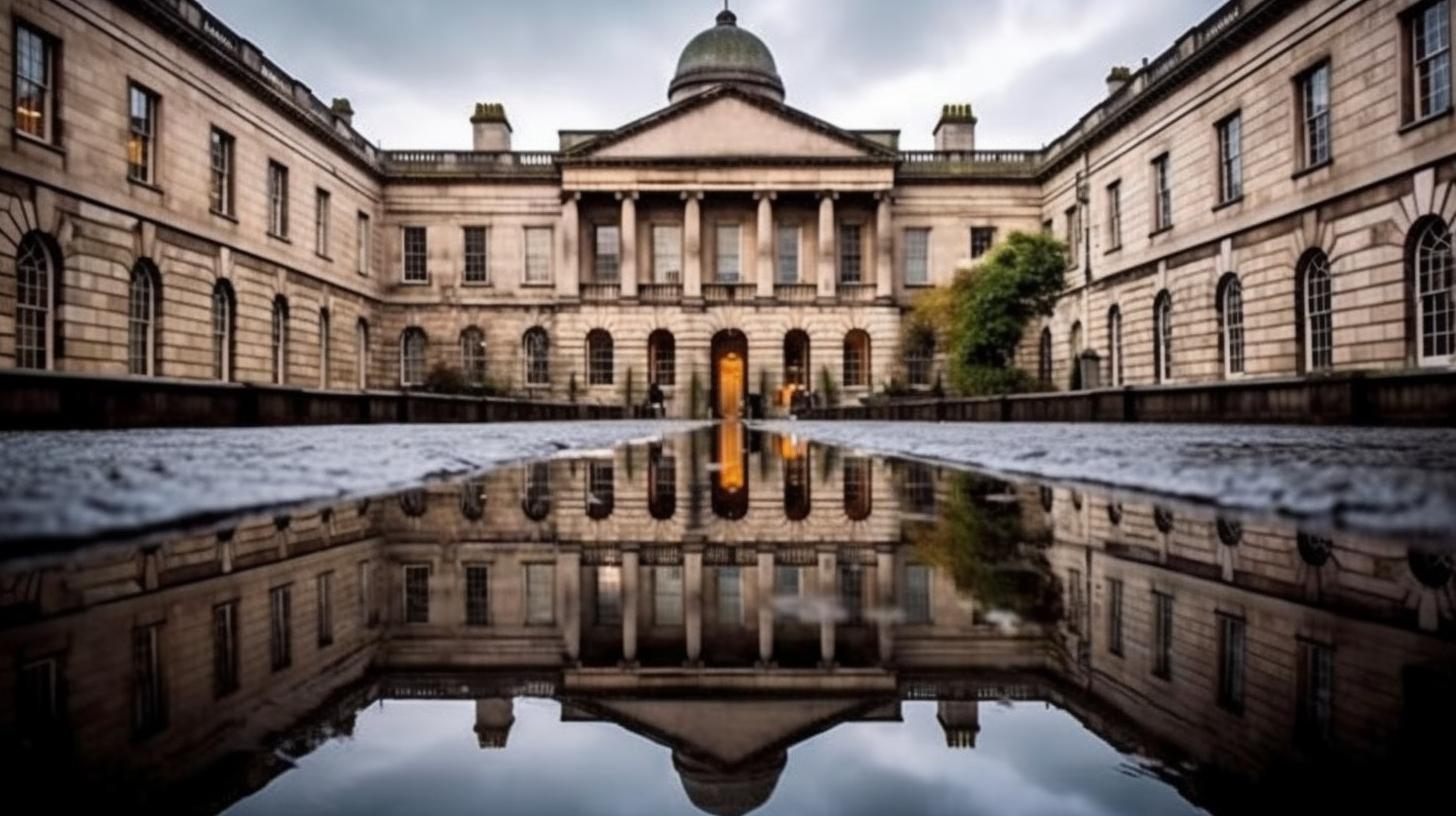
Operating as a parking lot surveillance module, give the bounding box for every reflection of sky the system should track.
[225,700,1205,816]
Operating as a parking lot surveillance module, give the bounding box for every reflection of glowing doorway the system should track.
[711,330,748,418]
[712,421,748,519]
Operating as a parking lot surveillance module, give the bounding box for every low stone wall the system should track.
[0,370,627,429]
[797,371,1456,427]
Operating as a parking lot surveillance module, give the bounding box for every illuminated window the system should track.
[127,84,158,184]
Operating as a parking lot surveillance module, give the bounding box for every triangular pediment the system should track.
[566,87,893,162]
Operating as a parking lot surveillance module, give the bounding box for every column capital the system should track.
[615,191,639,202]
[680,190,705,201]
[753,190,778,202]
[817,190,840,201]
[874,189,895,203]
[561,191,582,204]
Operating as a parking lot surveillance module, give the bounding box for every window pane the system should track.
[404,565,430,623]
[594,225,620,282]
[403,227,428,282]
[715,224,741,283]
[653,226,682,284]
[526,563,555,624]
[905,228,930,285]
[464,227,489,283]
[839,224,863,284]
[776,225,799,283]
[525,227,552,284]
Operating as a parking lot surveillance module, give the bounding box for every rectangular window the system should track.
[526,563,555,624]
[402,226,428,283]
[1217,113,1244,203]
[1299,63,1332,168]
[715,223,741,283]
[904,227,930,286]
[213,601,239,697]
[15,24,55,142]
[18,657,62,741]
[970,227,996,259]
[1105,182,1122,250]
[776,225,800,284]
[1152,591,1174,679]
[316,571,334,647]
[464,226,489,284]
[653,225,683,284]
[1067,568,1084,634]
[1107,578,1124,656]
[594,225,620,282]
[268,161,289,238]
[404,564,430,624]
[315,189,331,257]
[127,83,158,184]
[1152,154,1173,232]
[1409,0,1452,122]
[209,128,234,216]
[840,566,864,623]
[1065,206,1080,267]
[717,567,743,625]
[905,463,935,514]
[1217,614,1247,713]
[653,565,683,625]
[839,224,863,284]
[132,623,166,738]
[269,585,292,670]
[775,565,801,596]
[357,213,371,276]
[1296,639,1335,745]
[594,565,622,625]
[466,564,491,626]
[359,560,378,627]
[524,226,553,284]
[905,564,932,624]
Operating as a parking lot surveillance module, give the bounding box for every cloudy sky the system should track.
[206,0,1220,151]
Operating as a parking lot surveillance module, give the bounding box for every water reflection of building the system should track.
[2,432,1452,813]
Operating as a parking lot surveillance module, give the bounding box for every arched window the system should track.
[318,307,331,388]
[1107,306,1123,387]
[905,327,934,387]
[460,480,485,521]
[355,318,369,390]
[271,295,289,385]
[843,457,872,521]
[586,460,614,520]
[523,327,550,387]
[1153,290,1173,384]
[648,329,676,386]
[211,280,235,381]
[1039,485,1054,513]
[15,232,56,370]
[1068,321,1083,390]
[1216,518,1242,547]
[128,260,159,376]
[843,329,871,388]
[1217,274,1245,376]
[400,327,427,387]
[399,489,427,518]
[648,444,677,521]
[586,329,614,386]
[1037,327,1053,388]
[1410,217,1453,365]
[1107,502,1123,526]
[783,329,811,387]
[1153,505,1175,534]
[460,326,486,386]
[1298,251,1333,372]
[522,462,551,521]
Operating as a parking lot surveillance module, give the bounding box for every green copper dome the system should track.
[669,10,785,103]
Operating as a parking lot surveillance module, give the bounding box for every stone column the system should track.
[756,192,775,299]
[622,546,640,665]
[685,545,704,665]
[757,547,775,666]
[876,192,894,301]
[557,192,580,301]
[818,546,837,667]
[876,545,896,665]
[817,192,838,300]
[619,192,638,299]
[683,192,703,301]
[558,546,581,662]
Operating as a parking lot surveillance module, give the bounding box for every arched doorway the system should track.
[711,329,748,418]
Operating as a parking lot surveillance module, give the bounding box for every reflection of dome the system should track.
[673,750,786,816]
[670,10,785,103]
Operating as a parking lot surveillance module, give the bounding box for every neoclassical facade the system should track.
[1,0,1453,415]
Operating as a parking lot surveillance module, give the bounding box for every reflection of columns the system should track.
[817,192,838,299]
[757,548,775,666]
[756,192,775,299]
[557,193,580,300]
[685,545,704,664]
[559,547,581,662]
[876,545,895,664]
[622,546,640,664]
[683,192,703,300]
[619,192,638,299]
[475,698,516,749]
[818,547,837,667]
[875,192,894,301]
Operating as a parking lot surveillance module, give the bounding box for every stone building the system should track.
[1,0,1453,416]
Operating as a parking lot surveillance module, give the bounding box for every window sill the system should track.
[316,252,333,263]
[1148,226,1174,239]
[210,208,238,224]
[1399,105,1454,135]
[14,129,64,155]
[461,280,494,288]
[127,176,164,195]
[398,279,431,287]
[1291,158,1333,181]
[1211,195,1244,213]
[1104,244,1123,256]
[268,232,291,244]
[903,282,933,289]
[519,282,555,289]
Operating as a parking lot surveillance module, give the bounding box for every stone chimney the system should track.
[1106,66,1133,96]
[330,97,354,126]
[471,103,512,152]
[937,700,980,749]
[933,104,977,152]
[474,698,515,749]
